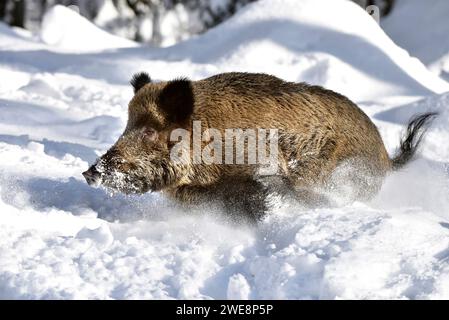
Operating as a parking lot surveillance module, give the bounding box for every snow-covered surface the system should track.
[1,0,449,299]
[40,5,137,52]
[382,0,449,81]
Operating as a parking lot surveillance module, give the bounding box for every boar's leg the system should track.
[169,178,270,222]
[257,175,332,209]
[170,175,334,222]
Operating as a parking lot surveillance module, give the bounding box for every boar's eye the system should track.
[142,128,158,142]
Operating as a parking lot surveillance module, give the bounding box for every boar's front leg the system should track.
[169,178,271,222]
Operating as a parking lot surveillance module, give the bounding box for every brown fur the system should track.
[83,72,427,221]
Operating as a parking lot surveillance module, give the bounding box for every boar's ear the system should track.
[130,72,151,93]
[157,78,194,123]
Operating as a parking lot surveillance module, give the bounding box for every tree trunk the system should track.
[382,0,395,16]
[0,0,8,20]
[151,6,162,45]
[10,0,26,28]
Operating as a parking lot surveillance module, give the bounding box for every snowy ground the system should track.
[1,0,449,299]
[382,0,449,82]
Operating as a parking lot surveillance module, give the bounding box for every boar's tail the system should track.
[391,112,438,170]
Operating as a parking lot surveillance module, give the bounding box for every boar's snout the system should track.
[82,166,101,187]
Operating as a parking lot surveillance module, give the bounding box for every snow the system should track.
[1,0,449,299]
[382,0,449,81]
[157,0,449,101]
[40,5,137,52]
[227,273,251,299]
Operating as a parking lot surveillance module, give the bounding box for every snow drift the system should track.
[40,5,137,52]
[158,0,449,101]
[382,0,449,81]
[0,0,449,299]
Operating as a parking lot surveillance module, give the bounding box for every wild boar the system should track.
[82,72,436,220]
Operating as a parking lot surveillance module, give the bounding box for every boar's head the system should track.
[82,72,194,194]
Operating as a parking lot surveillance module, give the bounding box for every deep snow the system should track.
[382,0,449,82]
[1,0,449,299]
